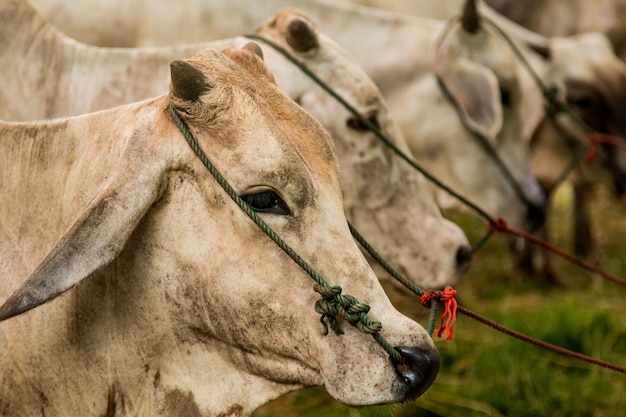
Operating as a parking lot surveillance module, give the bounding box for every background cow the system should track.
[25,0,547,232]
[344,0,626,281]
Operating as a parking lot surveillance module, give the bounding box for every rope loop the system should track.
[543,85,567,116]
[421,286,458,340]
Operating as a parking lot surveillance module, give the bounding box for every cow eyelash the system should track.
[241,190,291,215]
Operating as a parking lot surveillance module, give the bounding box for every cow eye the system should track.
[241,190,290,215]
[347,112,380,132]
[500,87,512,107]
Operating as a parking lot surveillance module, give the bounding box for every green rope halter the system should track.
[245,33,495,224]
[168,103,406,363]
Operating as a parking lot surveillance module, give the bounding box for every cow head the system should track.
[253,8,471,288]
[529,32,626,196]
[425,0,545,230]
[0,45,438,415]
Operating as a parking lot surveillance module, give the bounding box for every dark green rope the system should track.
[348,223,444,337]
[169,103,405,362]
[481,18,597,146]
[245,33,496,225]
[435,76,539,210]
[479,18,608,201]
[348,223,425,296]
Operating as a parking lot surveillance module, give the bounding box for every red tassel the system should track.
[584,134,600,163]
[421,286,458,340]
[585,132,626,164]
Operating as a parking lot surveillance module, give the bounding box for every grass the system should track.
[254,183,626,417]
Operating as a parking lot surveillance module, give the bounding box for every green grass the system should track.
[254,184,626,417]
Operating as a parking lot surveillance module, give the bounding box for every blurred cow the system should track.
[1,1,471,289]
[28,0,548,231]
[347,0,626,281]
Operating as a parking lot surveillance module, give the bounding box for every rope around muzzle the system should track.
[242,29,626,373]
[168,103,406,364]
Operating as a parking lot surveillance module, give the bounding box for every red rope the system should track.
[418,285,626,373]
[488,217,626,288]
[421,286,458,340]
[457,305,626,374]
[585,132,626,163]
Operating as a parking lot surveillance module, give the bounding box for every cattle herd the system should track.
[1,0,624,416]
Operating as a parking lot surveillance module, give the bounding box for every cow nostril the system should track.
[455,245,472,273]
[391,346,440,401]
[526,202,547,233]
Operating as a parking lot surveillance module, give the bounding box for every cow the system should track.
[1,1,471,289]
[456,2,626,273]
[26,0,547,232]
[0,44,440,416]
[344,0,626,281]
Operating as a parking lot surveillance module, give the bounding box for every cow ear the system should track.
[435,58,503,144]
[0,168,164,321]
[242,41,264,60]
[286,16,319,53]
[170,59,212,102]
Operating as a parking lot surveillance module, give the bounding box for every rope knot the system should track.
[584,132,603,163]
[313,284,382,336]
[421,286,458,340]
[488,217,509,232]
[543,85,566,116]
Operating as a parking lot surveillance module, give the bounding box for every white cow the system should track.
[0,45,439,416]
[347,0,626,196]
[1,1,470,289]
[27,0,547,231]
[346,0,626,279]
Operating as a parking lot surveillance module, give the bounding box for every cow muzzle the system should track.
[391,345,440,401]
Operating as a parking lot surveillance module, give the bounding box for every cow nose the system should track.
[391,345,440,401]
[455,244,472,274]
